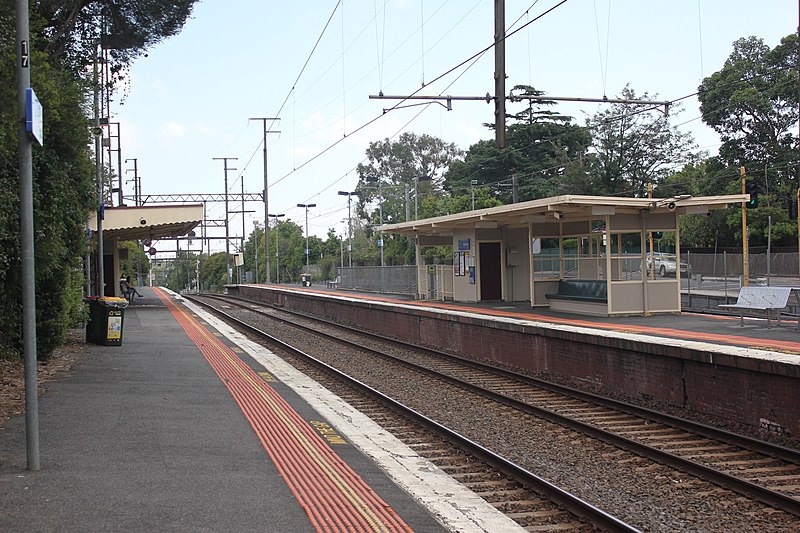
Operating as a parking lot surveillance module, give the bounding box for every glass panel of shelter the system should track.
[610,232,643,281]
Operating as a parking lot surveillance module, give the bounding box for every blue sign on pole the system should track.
[25,88,43,146]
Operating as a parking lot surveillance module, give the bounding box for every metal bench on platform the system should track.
[719,286,792,328]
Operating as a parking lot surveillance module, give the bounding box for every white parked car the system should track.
[645,252,692,277]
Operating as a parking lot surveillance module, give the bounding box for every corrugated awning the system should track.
[87,204,204,241]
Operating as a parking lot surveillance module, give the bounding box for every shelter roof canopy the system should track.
[378,194,747,236]
[87,204,203,241]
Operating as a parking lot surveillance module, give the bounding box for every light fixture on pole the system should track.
[365,176,384,267]
[268,213,285,283]
[414,175,432,220]
[337,191,360,267]
[296,203,316,268]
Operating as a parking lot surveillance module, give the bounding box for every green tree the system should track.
[585,85,697,197]
[664,159,742,248]
[200,252,228,292]
[356,132,462,225]
[0,6,97,359]
[165,252,199,293]
[243,224,265,282]
[38,0,199,76]
[272,219,305,283]
[119,241,150,284]
[445,86,591,203]
[698,33,798,215]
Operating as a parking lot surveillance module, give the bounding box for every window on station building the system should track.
[577,234,605,280]
[610,232,643,281]
[532,237,560,279]
[562,238,578,278]
[645,231,684,279]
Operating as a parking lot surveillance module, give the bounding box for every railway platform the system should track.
[0,286,521,533]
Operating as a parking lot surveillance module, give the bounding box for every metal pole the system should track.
[404,184,410,222]
[201,200,207,291]
[253,220,259,283]
[213,157,237,285]
[741,166,749,287]
[125,158,138,205]
[767,215,772,286]
[249,118,279,283]
[268,214,284,283]
[378,182,384,267]
[225,166,230,284]
[305,209,310,268]
[268,119,272,283]
[16,0,39,471]
[241,177,246,255]
[347,196,352,267]
[94,45,104,296]
[494,0,506,148]
[414,176,419,220]
[297,203,316,268]
[724,251,728,299]
[114,123,123,206]
[471,180,476,211]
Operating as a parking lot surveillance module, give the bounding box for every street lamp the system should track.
[414,175,432,220]
[268,213,285,283]
[338,191,360,267]
[253,220,260,283]
[365,176,384,267]
[297,203,316,268]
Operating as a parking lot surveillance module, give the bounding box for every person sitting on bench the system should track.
[126,276,143,298]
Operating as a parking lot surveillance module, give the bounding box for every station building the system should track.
[379,194,747,316]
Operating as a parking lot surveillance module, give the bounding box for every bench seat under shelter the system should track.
[546,279,608,316]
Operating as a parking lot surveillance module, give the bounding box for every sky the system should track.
[113,0,798,252]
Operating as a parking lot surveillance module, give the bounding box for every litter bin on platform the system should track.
[85,296,129,346]
[301,273,312,287]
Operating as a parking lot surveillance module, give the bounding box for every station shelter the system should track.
[87,204,203,297]
[378,194,746,316]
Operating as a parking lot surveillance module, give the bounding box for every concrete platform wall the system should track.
[235,285,800,438]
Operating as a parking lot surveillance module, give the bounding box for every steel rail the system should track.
[203,293,800,518]
[186,294,641,533]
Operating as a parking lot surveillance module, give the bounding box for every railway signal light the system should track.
[147,247,157,256]
[143,239,152,247]
[744,180,758,209]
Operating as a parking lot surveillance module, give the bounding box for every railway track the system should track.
[188,293,800,530]
[186,293,637,532]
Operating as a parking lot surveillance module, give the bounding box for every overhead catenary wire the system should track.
[276,2,792,237]
[342,0,347,137]
[273,0,571,189]
[436,64,800,195]
[592,0,612,98]
[420,0,425,87]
